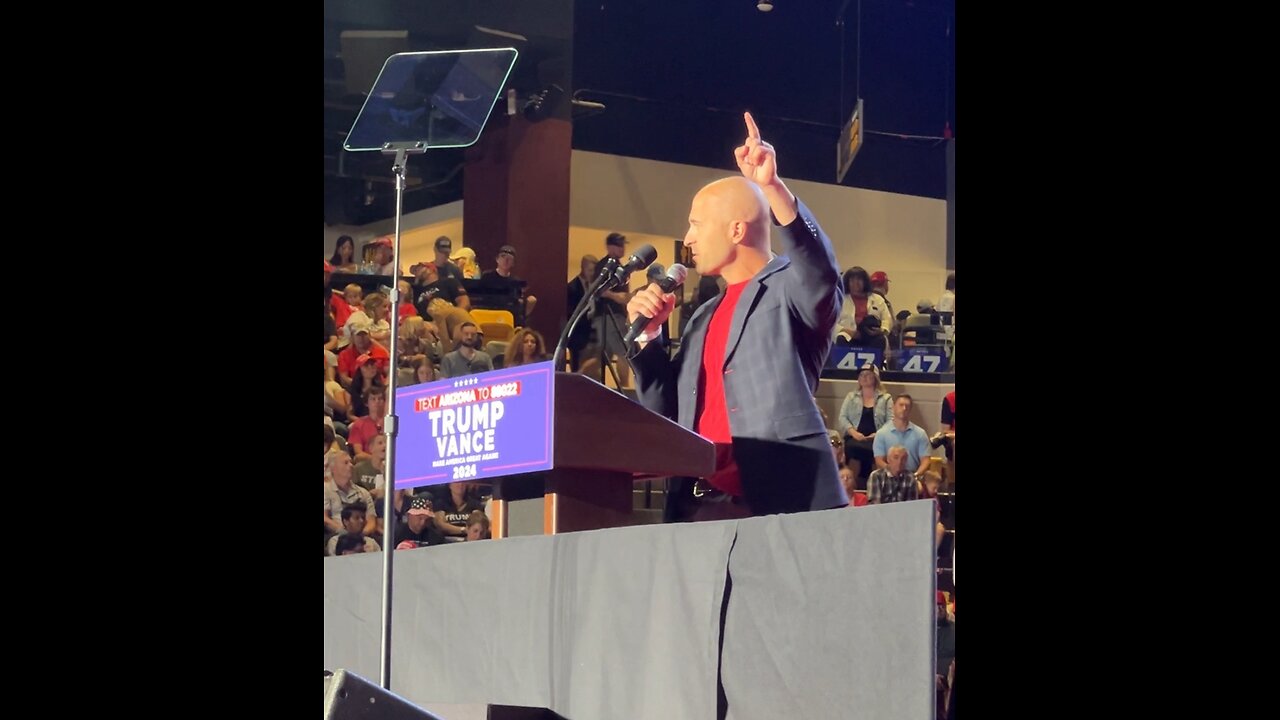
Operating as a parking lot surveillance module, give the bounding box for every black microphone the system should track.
[623,263,688,344]
[602,244,658,291]
[596,256,620,278]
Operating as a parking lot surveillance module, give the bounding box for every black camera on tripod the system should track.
[930,431,954,461]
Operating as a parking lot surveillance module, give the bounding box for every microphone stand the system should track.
[595,264,642,390]
[603,307,638,386]
[552,259,618,371]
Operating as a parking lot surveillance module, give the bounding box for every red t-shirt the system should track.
[338,343,390,381]
[347,416,384,452]
[849,293,870,324]
[398,302,417,323]
[330,295,353,329]
[695,281,749,496]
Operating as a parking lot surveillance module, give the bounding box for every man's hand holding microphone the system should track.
[624,264,688,348]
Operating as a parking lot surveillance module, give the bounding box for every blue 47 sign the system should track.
[897,347,950,373]
[826,346,883,371]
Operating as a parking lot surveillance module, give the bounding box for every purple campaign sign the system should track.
[392,361,555,489]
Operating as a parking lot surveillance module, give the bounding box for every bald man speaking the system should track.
[627,113,848,521]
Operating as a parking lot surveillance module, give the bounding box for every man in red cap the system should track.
[870,267,890,307]
[870,270,897,346]
[373,236,396,277]
[337,319,390,389]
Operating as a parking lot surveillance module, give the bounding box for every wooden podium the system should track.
[490,372,714,537]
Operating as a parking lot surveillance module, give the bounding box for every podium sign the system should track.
[393,361,555,488]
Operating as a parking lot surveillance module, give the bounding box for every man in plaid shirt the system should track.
[867,446,919,504]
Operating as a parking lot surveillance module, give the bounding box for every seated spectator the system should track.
[324,304,339,353]
[839,466,855,497]
[396,280,418,323]
[441,323,494,378]
[340,283,365,328]
[872,394,934,477]
[506,328,549,367]
[330,283,361,349]
[414,262,471,314]
[330,235,359,273]
[325,420,350,453]
[411,357,437,385]
[372,236,396,276]
[337,320,390,389]
[918,471,947,547]
[353,435,389,532]
[434,482,485,542]
[324,450,377,541]
[348,354,386,419]
[326,502,382,555]
[450,246,480,279]
[839,466,867,507]
[870,269,897,344]
[324,359,351,427]
[431,236,466,283]
[919,470,944,499]
[465,510,491,541]
[404,315,444,360]
[347,386,388,455]
[393,495,446,548]
[479,245,537,320]
[836,365,893,482]
[396,316,432,371]
[360,292,392,349]
[833,267,891,354]
[334,534,368,556]
[866,446,919,505]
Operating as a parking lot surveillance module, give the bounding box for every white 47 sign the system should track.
[902,354,943,372]
[836,352,877,370]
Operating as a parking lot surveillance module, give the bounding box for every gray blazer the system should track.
[631,200,848,515]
